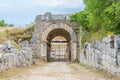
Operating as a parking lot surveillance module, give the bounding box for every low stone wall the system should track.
[79,35,120,75]
[0,41,33,73]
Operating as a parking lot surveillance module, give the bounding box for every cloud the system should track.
[0,0,84,11]
[0,0,85,26]
[34,0,84,8]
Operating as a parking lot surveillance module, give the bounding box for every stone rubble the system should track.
[79,35,120,75]
[0,40,33,73]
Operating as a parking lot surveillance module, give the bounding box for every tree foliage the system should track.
[0,20,6,27]
[71,10,89,31]
[103,1,120,34]
[0,19,14,27]
[8,24,14,27]
[70,0,120,47]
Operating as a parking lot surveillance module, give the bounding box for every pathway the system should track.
[0,60,119,80]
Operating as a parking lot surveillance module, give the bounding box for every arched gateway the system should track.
[30,12,79,62]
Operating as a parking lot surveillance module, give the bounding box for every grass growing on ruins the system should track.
[0,25,34,49]
[0,27,25,43]
[11,40,22,50]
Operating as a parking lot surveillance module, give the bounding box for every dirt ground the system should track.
[0,60,120,80]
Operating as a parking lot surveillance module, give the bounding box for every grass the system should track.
[12,34,32,40]
[11,40,22,50]
[81,30,109,48]
[0,28,23,50]
[81,29,115,48]
[8,27,26,36]
[0,26,33,50]
[78,63,120,80]
[0,28,8,44]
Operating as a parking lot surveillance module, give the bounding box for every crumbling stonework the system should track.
[0,41,33,73]
[30,12,78,61]
[79,35,120,75]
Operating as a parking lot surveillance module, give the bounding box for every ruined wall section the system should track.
[79,35,120,75]
[0,41,33,73]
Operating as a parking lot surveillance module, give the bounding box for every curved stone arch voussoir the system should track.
[41,22,77,42]
[31,13,78,61]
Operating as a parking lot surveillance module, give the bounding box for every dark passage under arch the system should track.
[47,28,71,62]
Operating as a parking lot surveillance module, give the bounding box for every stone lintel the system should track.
[36,12,70,21]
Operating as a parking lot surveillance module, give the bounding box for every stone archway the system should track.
[46,29,70,62]
[30,12,78,62]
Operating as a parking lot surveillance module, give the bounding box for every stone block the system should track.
[19,40,29,48]
[0,49,3,53]
[105,55,111,62]
[114,35,120,49]
[108,58,117,66]
[102,37,112,43]
[116,49,120,55]
[95,41,103,51]
[117,55,120,66]
[109,49,117,58]
[102,60,108,69]
[102,54,111,61]
[0,45,3,49]
[5,41,14,49]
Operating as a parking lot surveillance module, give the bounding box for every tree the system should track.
[0,19,15,27]
[8,24,14,27]
[70,0,120,47]
[70,10,89,31]
[0,19,6,27]
[103,1,120,34]
[83,0,120,34]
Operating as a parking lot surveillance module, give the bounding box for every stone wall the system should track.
[79,35,120,75]
[0,41,33,73]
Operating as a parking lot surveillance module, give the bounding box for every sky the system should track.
[0,0,85,26]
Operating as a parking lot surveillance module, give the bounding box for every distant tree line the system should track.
[0,19,14,27]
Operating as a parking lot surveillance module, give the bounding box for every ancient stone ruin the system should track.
[30,12,79,62]
[79,35,120,75]
[1,12,120,76]
[0,40,33,72]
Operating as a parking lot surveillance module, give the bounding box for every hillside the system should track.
[0,26,34,49]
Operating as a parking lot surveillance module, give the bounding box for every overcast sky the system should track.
[0,0,85,26]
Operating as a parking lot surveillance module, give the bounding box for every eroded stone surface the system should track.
[79,35,120,75]
[0,40,33,73]
[30,12,78,61]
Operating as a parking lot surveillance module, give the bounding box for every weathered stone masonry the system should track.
[79,35,120,75]
[30,12,79,61]
[0,41,33,73]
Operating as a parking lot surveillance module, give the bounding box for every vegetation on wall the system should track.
[0,23,34,50]
[70,0,120,48]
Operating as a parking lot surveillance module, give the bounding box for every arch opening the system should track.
[46,28,72,62]
[31,13,78,62]
[47,28,71,43]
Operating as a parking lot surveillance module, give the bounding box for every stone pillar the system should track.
[40,41,47,61]
[36,44,41,58]
[71,42,77,61]
[74,28,80,61]
[66,44,70,61]
[47,43,51,62]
